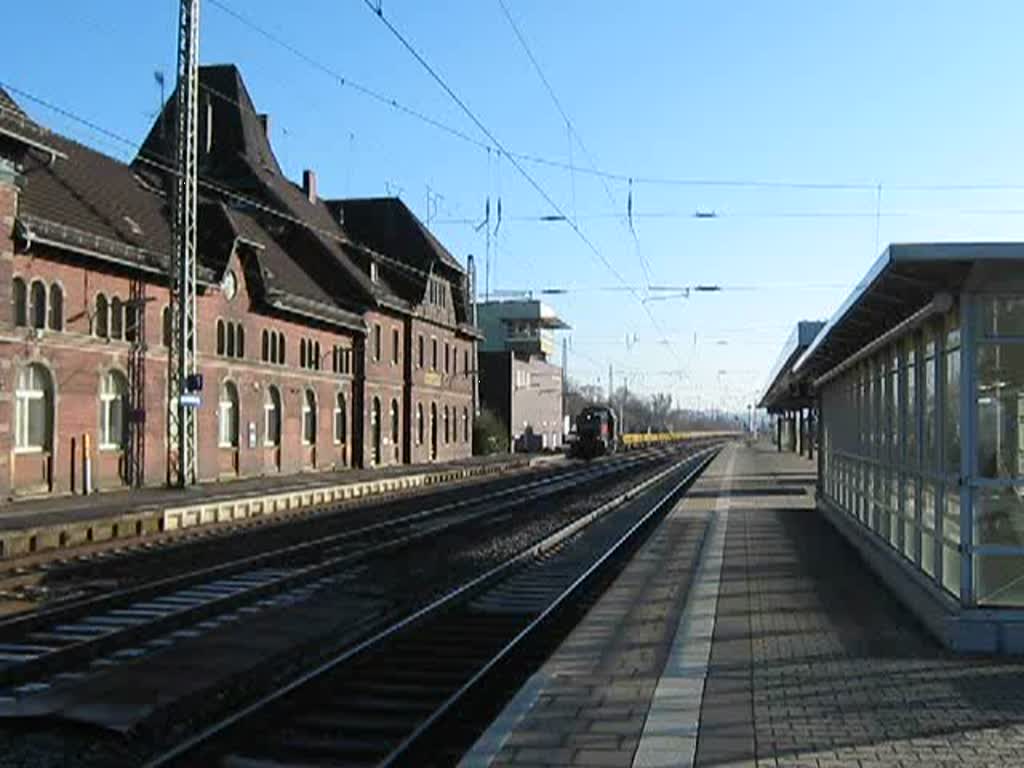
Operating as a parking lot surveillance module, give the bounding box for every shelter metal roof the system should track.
[757,320,825,412]
[794,242,1024,383]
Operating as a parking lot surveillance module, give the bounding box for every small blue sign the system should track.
[180,393,202,408]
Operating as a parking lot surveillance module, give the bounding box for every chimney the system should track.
[258,113,270,139]
[303,169,317,204]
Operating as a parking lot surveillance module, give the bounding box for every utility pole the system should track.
[561,335,568,438]
[468,254,479,417]
[167,0,201,487]
[622,374,628,435]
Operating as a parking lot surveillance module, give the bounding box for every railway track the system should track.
[0,448,677,697]
[142,444,721,768]
[0,460,561,607]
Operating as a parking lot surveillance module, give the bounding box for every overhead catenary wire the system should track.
[494,0,652,287]
[1,81,468,291]
[434,205,1024,223]
[361,1,693,386]
[204,0,1024,196]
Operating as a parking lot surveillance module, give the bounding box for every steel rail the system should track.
[0,451,665,688]
[380,446,719,765]
[141,442,721,768]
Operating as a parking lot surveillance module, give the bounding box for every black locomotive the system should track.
[572,405,619,459]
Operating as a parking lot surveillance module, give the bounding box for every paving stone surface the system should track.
[468,443,1024,768]
[696,445,1024,768]
[463,448,730,767]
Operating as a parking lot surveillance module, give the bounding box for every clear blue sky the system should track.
[9,1,1024,412]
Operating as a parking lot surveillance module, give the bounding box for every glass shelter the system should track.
[794,244,1024,652]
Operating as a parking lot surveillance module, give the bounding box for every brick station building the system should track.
[0,65,479,499]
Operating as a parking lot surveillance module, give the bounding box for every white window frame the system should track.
[15,365,51,454]
[302,389,317,446]
[218,381,239,448]
[99,370,127,451]
[264,386,281,447]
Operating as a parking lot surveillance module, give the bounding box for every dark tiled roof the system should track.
[221,205,365,332]
[137,64,283,180]
[329,197,468,318]
[245,158,378,306]
[18,130,174,272]
[135,65,381,311]
[332,197,463,274]
[0,87,28,120]
[0,87,72,165]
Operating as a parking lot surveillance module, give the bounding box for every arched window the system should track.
[464,349,469,377]
[334,392,347,444]
[15,364,53,452]
[236,325,245,358]
[390,398,399,445]
[95,294,109,338]
[99,370,128,449]
[430,403,438,460]
[444,405,450,444]
[48,284,63,331]
[417,335,424,368]
[463,407,469,443]
[264,385,281,446]
[218,380,239,448]
[12,277,26,327]
[371,396,382,464]
[417,403,424,445]
[314,341,321,370]
[30,280,46,330]
[226,321,236,358]
[162,306,172,347]
[110,297,123,339]
[216,319,225,356]
[124,303,137,343]
[279,333,286,365]
[302,389,317,445]
[262,329,269,362]
[300,338,307,369]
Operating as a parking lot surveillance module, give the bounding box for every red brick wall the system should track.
[4,244,359,497]
[1,234,477,498]
[0,173,18,496]
[407,316,474,464]
[362,310,406,467]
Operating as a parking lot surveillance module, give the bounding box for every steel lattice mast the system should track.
[167,0,200,487]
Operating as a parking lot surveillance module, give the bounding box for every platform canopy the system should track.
[758,320,825,413]
[794,242,1024,382]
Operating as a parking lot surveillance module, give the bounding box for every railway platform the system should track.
[463,441,1024,768]
[0,453,556,561]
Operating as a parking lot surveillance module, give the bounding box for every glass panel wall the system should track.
[819,306,961,599]
[943,311,961,597]
[975,296,1024,605]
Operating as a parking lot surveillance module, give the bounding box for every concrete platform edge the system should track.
[0,456,549,561]
[631,446,734,768]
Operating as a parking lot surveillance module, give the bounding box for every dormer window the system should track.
[427,276,448,308]
[370,261,379,284]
